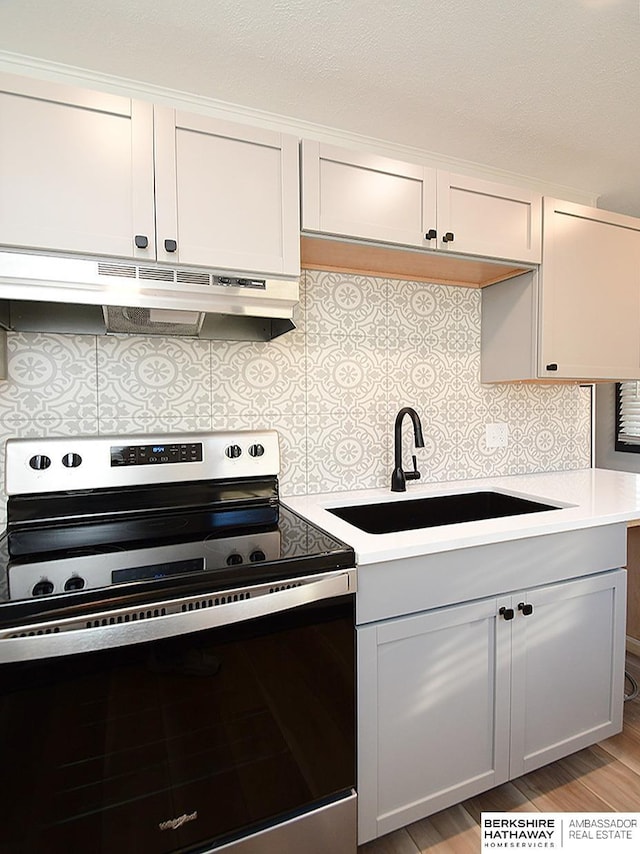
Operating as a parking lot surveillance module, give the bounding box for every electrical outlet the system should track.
[486,422,508,448]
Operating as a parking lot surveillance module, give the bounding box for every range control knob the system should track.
[62,452,82,468]
[226,553,244,566]
[248,443,265,458]
[64,576,86,592]
[29,454,51,471]
[225,444,242,459]
[32,579,54,597]
[250,549,266,562]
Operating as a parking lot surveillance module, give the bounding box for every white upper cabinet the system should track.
[481,198,640,382]
[539,198,640,380]
[301,140,436,248]
[0,73,300,277]
[301,141,541,265]
[0,73,155,260]
[436,172,541,263]
[154,109,300,276]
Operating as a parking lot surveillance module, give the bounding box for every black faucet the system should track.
[391,407,425,492]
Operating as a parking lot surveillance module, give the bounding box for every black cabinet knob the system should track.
[518,602,534,616]
[442,232,455,243]
[164,238,177,252]
[499,606,515,621]
[134,234,149,249]
[545,363,558,371]
[425,229,437,240]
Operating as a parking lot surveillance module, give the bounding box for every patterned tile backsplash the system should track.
[0,270,591,527]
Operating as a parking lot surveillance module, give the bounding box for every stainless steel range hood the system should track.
[0,251,299,341]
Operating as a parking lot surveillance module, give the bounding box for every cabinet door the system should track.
[539,198,640,380]
[0,72,155,260]
[509,569,626,778]
[154,108,300,276]
[437,172,541,263]
[301,141,437,249]
[357,597,510,844]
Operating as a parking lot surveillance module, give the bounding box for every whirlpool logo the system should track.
[159,811,198,831]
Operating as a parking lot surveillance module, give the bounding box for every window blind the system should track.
[617,382,640,448]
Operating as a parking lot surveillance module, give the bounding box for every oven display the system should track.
[112,558,205,583]
[110,442,203,466]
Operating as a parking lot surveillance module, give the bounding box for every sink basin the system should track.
[328,491,559,534]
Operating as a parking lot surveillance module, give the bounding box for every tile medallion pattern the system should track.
[96,335,212,421]
[0,269,592,527]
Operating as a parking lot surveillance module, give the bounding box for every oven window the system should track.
[0,597,355,853]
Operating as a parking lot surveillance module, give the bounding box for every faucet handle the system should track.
[405,454,421,481]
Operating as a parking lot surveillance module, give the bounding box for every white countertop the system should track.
[282,468,640,565]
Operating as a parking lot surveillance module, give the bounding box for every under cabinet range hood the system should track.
[0,251,299,341]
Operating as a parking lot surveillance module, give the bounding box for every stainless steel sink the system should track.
[328,491,559,534]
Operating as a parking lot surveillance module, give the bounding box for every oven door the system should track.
[0,571,356,854]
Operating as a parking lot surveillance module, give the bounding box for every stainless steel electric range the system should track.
[0,430,356,854]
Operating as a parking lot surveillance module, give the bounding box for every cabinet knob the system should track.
[499,606,515,621]
[164,238,177,253]
[518,602,534,616]
[425,229,437,240]
[545,363,558,371]
[442,232,455,243]
[134,234,149,249]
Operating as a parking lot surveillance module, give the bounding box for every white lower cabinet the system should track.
[358,597,510,842]
[357,569,626,844]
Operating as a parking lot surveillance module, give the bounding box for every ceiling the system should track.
[0,0,639,215]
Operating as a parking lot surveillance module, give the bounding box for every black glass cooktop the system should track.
[0,503,355,627]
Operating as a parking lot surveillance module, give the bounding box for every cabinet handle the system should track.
[545,363,558,371]
[499,606,515,621]
[425,229,437,240]
[164,239,178,253]
[134,235,149,249]
[442,232,455,243]
[518,602,534,616]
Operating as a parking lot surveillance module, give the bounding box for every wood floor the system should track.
[358,652,640,854]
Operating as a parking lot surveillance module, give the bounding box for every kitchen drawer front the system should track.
[355,523,627,625]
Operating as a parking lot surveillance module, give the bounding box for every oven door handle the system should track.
[0,569,356,663]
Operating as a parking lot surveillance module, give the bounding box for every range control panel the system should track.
[5,431,280,495]
[110,442,204,467]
